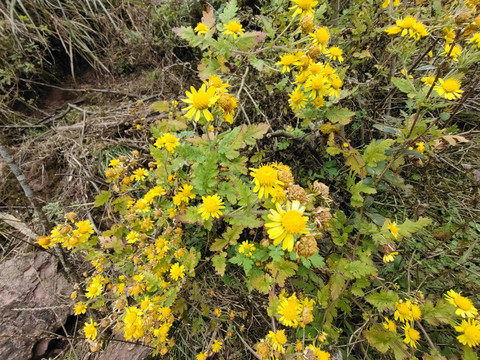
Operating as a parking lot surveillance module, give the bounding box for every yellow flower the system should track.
[276,53,298,73]
[196,352,207,360]
[381,0,400,8]
[307,345,331,360]
[383,251,399,263]
[109,158,120,167]
[84,318,98,340]
[126,231,140,244]
[182,85,219,122]
[75,220,94,236]
[403,322,420,348]
[212,339,222,353]
[326,46,344,63]
[328,76,343,98]
[265,201,309,252]
[277,292,301,327]
[434,78,463,100]
[169,263,185,281]
[388,221,399,239]
[288,86,308,111]
[133,168,149,181]
[223,21,244,38]
[421,75,435,86]
[394,300,412,323]
[386,16,428,40]
[385,26,402,36]
[444,43,462,61]
[310,27,330,50]
[305,74,329,99]
[469,33,480,48]
[267,329,287,353]
[455,319,480,347]
[86,281,102,299]
[239,241,256,256]
[415,142,425,154]
[289,0,318,18]
[250,164,284,200]
[216,92,238,124]
[383,318,397,332]
[194,22,209,35]
[74,301,87,315]
[299,298,316,327]
[155,133,180,153]
[445,290,478,318]
[411,304,422,320]
[198,194,225,220]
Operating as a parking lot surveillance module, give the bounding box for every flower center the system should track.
[282,299,299,320]
[311,77,325,90]
[291,92,304,105]
[464,325,479,340]
[442,79,459,93]
[192,91,211,110]
[454,296,473,311]
[397,303,409,315]
[330,47,342,56]
[78,224,90,234]
[408,328,420,341]
[227,22,242,33]
[282,210,306,234]
[256,166,278,185]
[332,78,343,89]
[314,28,329,44]
[297,0,314,10]
[400,16,416,29]
[203,198,220,213]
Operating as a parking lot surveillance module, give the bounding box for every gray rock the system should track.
[0,251,71,360]
[94,336,151,360]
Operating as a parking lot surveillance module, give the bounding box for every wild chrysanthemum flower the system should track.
[434,78,463,100]
[328,76,342,98]
[175,184,196,205]
[305,74,329,99]
[278,292,301,327]
[415,142,425,154]
[306,345,331,360]
[276,53,298,73]
[133,168,149,181]
[238,241,256,256]
[288,86,308,111]
[455,319,480,347]
[196,352,207,360]
[75,220,94,236]
[155,133,180,153]
[298,298,315,327]
[385,16,428,40]
[411,304,422,320]
[289,0,318,18]
[394,300,412,323]
[383,318,397,332]
[469,33,480,48]
[383,251,399,263]
[443,43,462,61]
[198,194,225,220]
[182,85,218,122]
[445,290,478,318]
[309,27,330,50]
[204,75,230,93]
[194,22,209,35]
[212,339,222,352]
[382,0,400,8]
[216,92,238,124]
[265,201,309,252]
[326,46,344,63]
[84,318,98,340]
[421,75,435,86]
[74,301,87,315]
[126,231,140,244]
[403,322,420,348]
[388,221,399,239]
[267,329,287,353]
[170,263,185,281]
[223,21,244,38]
[249,164,284,200]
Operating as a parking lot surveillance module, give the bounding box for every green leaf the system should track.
[422,299,454,326]
[363,139,395,168]
[111,195,132,215]
[235,33,257,51]
[191,152,218,194]
[250,273,274,294]
[176,26,203,47]
[149,101,169,112]
[212,253,227,276]
[218,181,237,205]
[232,176,257,207]
[464,345,479,360]
[268,245,284,262]
[242,123,270,146]
[267,260,297,287]
[345,260,377,279]
[398,217,432,237]
[309,253,325,268]
[94,190,111,207]
[364,327,394,353]
[325,106,355,125]
[226,212,262,228]
[329,273,346,300]
[365,290,399,312]
[350,180,377,207]
[391,77,416,95]
[210,225,244,251]
[178,206,201,224]
[219,0,238,24]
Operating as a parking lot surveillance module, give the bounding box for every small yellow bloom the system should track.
[133,168,149,181]
[212,339,222,353]
[387,221,399,239]
[277,292,301,328]
[169,263,185,281]
[455,318,480,347]
[276,53,298,73]
[289,0,318,18]
[403,322,420,348]
[469,33,480,48]
[267,329,287,353]
[445,290,478,318]
[223,21,244,38]
[383,251,399,263]
[84,318,98,340]
[309,27,330,50]
[198,194,225,220]
[326,46,344,63]
[194,22,209,35]
[383,318,397,332]
[239,241,256,256]
[196,352,207,360]
[182,85,219,122]
[381,0,400,8]
[74,301,87,315]
[434,78,463,100]
[288,86,308,111]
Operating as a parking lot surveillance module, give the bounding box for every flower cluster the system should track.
[385,16,429,40]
